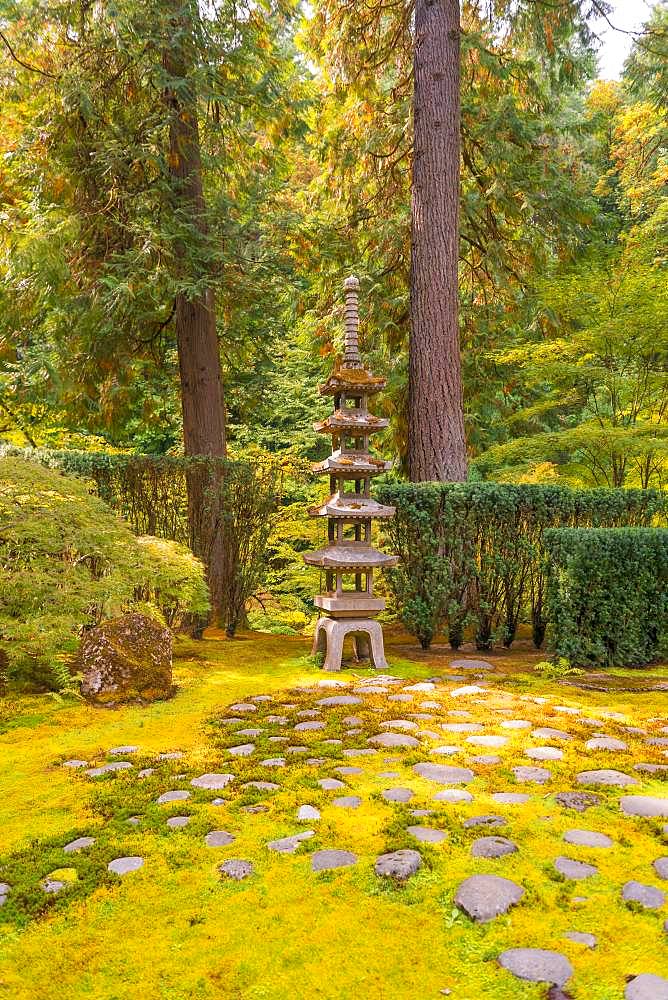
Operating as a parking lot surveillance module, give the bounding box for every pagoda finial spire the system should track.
[343,275,361,368]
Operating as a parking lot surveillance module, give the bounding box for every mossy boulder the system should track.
[80,612,173,706]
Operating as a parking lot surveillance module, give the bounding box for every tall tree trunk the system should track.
[163,0,227,627]
[408,0,467,483]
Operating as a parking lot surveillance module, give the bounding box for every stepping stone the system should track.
[109,745,139,755]
[138,768,154,779]
[526,747,563,761]
[498,949,572,986]
[450,659,494,671]
[317,696,363,707]
[654,858,668,879]
[62,759,88,768]
[157,790,190,804]
[219,858,254,881]
[635,763,668,774]
[501,720,531,730]
[564,829,612,848]
[455,874,524,923]
[211,798,226,805]
[252,694,272,702]
[585,736,628,751]
[626,974,668,999]
[464,814,506,829]
[63,837,95,853]
[332,796,362,809]
[379,770,400,778]
[297,709,320,718]
[382,787,414,803]
[191,774,234,791]
[451,685,487,697]
[388,693,413,703]
[491,792,530,805]
[108,857,144,876]
[42,878,68,894]
[228,703,257,713]
[342,716,363,726]
[306,758,327,766]
[403,683,435,692]
[317,679,348,687]
[294,721,325,731]
[205,830,235,847]
[265,716,288,725]
[126,816,141,826]
[647,738,668,747]
[433,789,473,803]
[622,880,665,908]
[167,816,190,828]
[219,718,244,725]
[564,931,596,948]
[311,850,357,872]
[513,766,551,784]
[242,781,279,791]
[555,791,601,812]
[298,805,320,821]
[554,856,598,879]
[432,745,460,756]
[318,778,345,791]
[411,809,434,817]
[0,884,8,906]
[334,766,363,775]
[267,830,315,853]
[379,719,419,731]
[343,748,377,756]
[368,733,419,748]
[241,804,268,814]
[374,849,422,881]
[358,686,388,694]
[286,746,308,755]
[261,758,286,767]
[268,736,289,743]
[471,836,517,858]
[413,762,474,784]
[406,825,447,843]
[420,701,441,710]
[532,728,572,741]
[87,762,133,776]
[467,735,507,748]
[577,769,637,787]
[442,723,482,733]
[238,728,263,738]
[228,744,254,757]
[620,796,668,818]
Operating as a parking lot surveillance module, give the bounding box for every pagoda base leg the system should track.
[312,617,388,672]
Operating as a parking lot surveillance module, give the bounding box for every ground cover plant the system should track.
[2,631,668,999]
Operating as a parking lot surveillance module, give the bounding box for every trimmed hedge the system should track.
[376,482,666,651]
[544,527,668,667]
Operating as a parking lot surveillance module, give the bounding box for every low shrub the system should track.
[0,457,209,690]
[544,527,668,667]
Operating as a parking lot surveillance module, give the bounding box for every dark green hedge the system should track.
[544,527,668,667]
[376,482,666,651]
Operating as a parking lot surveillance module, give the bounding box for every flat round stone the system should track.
[167,815,190,828]
[647,737,668,747]
[563,829,612,848]
[431,745,460,756]
[87,762,133,776]
[467,735,507,748]
[374,849,422,880]
[108,856,143,876]
[564,931,596,948]
[219,859,253,881]
[635,763,668,774]
[205,830,235,847]
[297,805,320,821]
[433,788,473,803]
[382,787,414,803]
[63,836,95,853]
[471,836,517,858]
[342,748,377,756]
[333,766,362,776]
[267,830,315,853]
[297,708,320,717]
[242,781,279,791]
[532,728,572,741]
[157,789,190,804]
[294,721,325,731]
[191,773,235,791]
[403,682,435,692]
[238,728,264,738]
[388,693,413,702]
[228,703,257,713]
[138,768,154,779]
[406,825,447,843]
[380,719,419,731]
[585,736,628,751]
[501,720,531,730]
[577,769,637,787]
[455,874,524,923]
[464,814,506,829]
[555,791,601,812]
[413,762,474,784]
[368,733,419,748]
[654,858,668,879]
[626,974,668,999]
[513,766,551,784]
[442,723,483,733]
[620,795,668,818]
[318,778,345,790]
[241,804,267,814]
[498,948,572,986]
[109,745,139,755]
[62,759,88,768]
[491,792,530,805]
[317,695,363,707]
[526,746,563,761]
[332,796,362,809]
[228,744,254,757]
[554,856,598,879]
[311,849,357,872]
[411,809,434,817]
[261,758,286,767]
[622,880,665,908]
[450,659,494,671]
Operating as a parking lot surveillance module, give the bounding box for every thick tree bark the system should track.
[408,0,468,483]
[163,1,227,625]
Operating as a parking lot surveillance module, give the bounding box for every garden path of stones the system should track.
[14,662,668,997]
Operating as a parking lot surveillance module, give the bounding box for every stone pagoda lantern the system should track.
[303,276,398,671]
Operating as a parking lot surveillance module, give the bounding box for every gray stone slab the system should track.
[342,715,363,726]
[242,781,279,791]
[138,768,154,779]
[332,796,362,809]
[374,849,422,880]
[464,814,506,829]
[294,721,325,731]
[654,858,668,879]
[455,874,524,923]
[554,856,598,879]
[238,728,264,738]
[267,830,315,853]
[563,829,612,848]
[318,778,345,791]
[564,931,596,948]
[620,795,668,818]
[450,659,494,671]
[220,859,254,880]
[109,745,139,755]
[108,856,144,876]
[380,719,419,731]
[555,791,601,812]
[157,789,190,804]
[205,830,235,847]
[433,788,473,803]
[626,974,668,1000]
[498,949,572,986]
[297,805,320,821]
[442,723,483,733]
[167,815,190,828]
[388,694,413,702]
[317,696,363,707]
[532,728,572,741]
[191,773,235,791]
[501,720,531,730]
[635,763,668,774]
[62,759,88,768]
[491,792,530,805]
[311,849,357,872]
[333,766,363,776]
[63,836,95,853]
[228,703,257,713]
[585,736,628,751]
[431,745,460,756]
[513,766,551,784]
[467,735,507,748]
[622,880,665,908]
[368,733,419,748]
[471,836,517,858]
[526,747,563,761]
[413,762,474,784]
[382,787,414,803]
[87,762,133,776]
[228,744,255,757]
[342,748,377,757]
[261,758,286,767]
[406,825,447,843]
[577,769,637,787]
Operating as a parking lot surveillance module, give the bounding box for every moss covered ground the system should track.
[1,631,668,1000]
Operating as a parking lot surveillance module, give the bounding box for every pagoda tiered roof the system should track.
[303,544,399,570]
[314,409,389,435]
[309,492,395,519]
[319,365,386,397]
[313,450,392,477]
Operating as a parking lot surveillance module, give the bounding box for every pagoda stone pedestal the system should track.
[303,276,398,672]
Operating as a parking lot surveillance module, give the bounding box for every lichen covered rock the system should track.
[80,612,172,705]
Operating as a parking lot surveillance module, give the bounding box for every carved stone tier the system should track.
[319,366,386,397]
[313,451,392,476]
[303,545,399,570]
[314,593,386,616]
[312,617,389,672]
[309,492,395,519]
[314,409,389,435]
